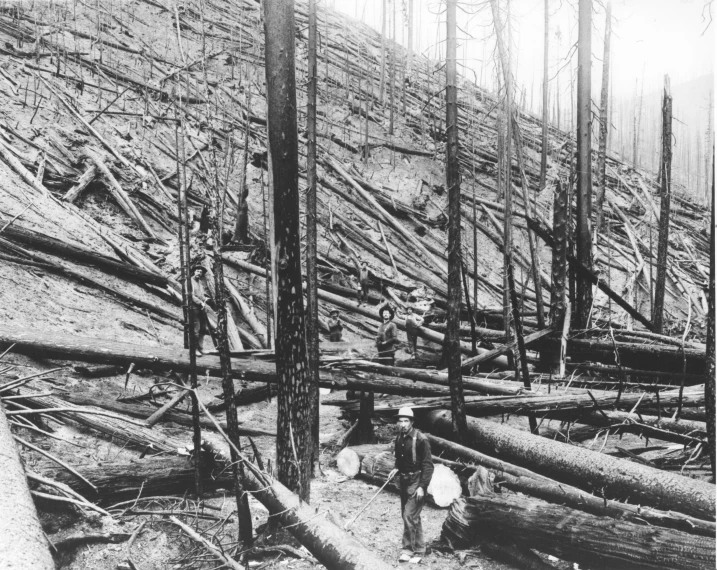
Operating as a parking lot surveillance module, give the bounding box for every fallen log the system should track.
[209,384,277,411]
[0,326,470,398]
[442,494,714,570]
[63,393,276,437]
[39,455,233,504]
[461,327,553,370]
[0,402,55,569]
[417,409,715,520]
[334,360,522,395]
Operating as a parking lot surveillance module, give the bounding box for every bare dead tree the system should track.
[263,0,312,501]
[653,76,673,335]
[306,0,321,478]
[575,0,593,328]
[446,0,467,442]
[594,1,612,233]
[539,0,549,188]
[706,147,715,478]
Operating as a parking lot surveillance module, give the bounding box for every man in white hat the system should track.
[389,407,434,563]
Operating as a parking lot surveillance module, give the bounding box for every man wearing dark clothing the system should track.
[376,305,398,365]
[358,260,370,305]
[404,306,424,356]
[190,265,211,356]
[389,407,433,563]
[328,309,343,342]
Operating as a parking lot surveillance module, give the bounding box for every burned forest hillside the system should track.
[0,0,714,569]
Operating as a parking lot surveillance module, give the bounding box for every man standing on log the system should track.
[389,407,434,564]
[190,265,212,356]
[404,306,424,356]
[358,260,371,305]
[376,305,398,365]
[328,309,343,342]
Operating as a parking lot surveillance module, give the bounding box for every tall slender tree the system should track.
[306,0,321,477]
[445,0,467,442]
[653,76,673,334]
[575,0,593,328]
[379,0,386,104]
[594,1,611,233]
[705,147,715,479]
[539,0,549,188]
[263,0,312,501]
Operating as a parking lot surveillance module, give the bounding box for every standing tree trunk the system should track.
[232,93,251,244]
[211,206,253,555]
[407,0,413,77]
[306,0,321,477]
[263,0,312,502]
[653,77,672,335]
[705,148,715,479]
[539,0,549,189]
[389,0,395,136]
[575,0,593,329]
[594,1,612,233]
[445,0,467,442]
[176,118,203,498]
[0,403,55,569]
[379,0,386,104]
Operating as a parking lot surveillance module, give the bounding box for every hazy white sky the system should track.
[333,0,714,99]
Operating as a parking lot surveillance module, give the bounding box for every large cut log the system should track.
[0,402,55,569]
[417,410,715,520]
[39,455,233,504]
[442,494,714,570]
[0,326,480,397]
[63,393,276,436]
[427,434,714,537]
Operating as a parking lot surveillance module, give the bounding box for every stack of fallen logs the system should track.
[333,385,714,569]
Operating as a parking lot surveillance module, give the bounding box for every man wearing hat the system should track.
[389,407,433,563]
[376,305,398,365]
[190,265,211,356]
[327,309,343,342]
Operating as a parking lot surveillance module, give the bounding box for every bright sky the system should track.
[333,0,714,101]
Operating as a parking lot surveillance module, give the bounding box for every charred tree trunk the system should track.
[418,409,715,520]
[263,0,312,502]
[379,0,386,104]
[706,148,716,479]
[547,180,568,371]
[232,93,251,244]
[212,202,253,552]
[442,494,714,570]
[539,0,549,188]
[594,1,612,232]
[0,403,54,569]
[306,0,321,478]
[575,0,593,328]
[653,76,673,334]
[445,0,467,442]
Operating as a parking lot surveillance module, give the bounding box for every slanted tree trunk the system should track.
[442,494,714,570]
[445,0,467,442]
[539,0,549,188]
[594,1,612,233]
[0,403,54,569]
[653,76,672,334]
[306,0,321,478]
[418,409,715,520]
[575,0,593,328]
[263,0,312,502]
[706,148,715,478]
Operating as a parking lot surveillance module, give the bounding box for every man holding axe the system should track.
[389,407,434,564]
